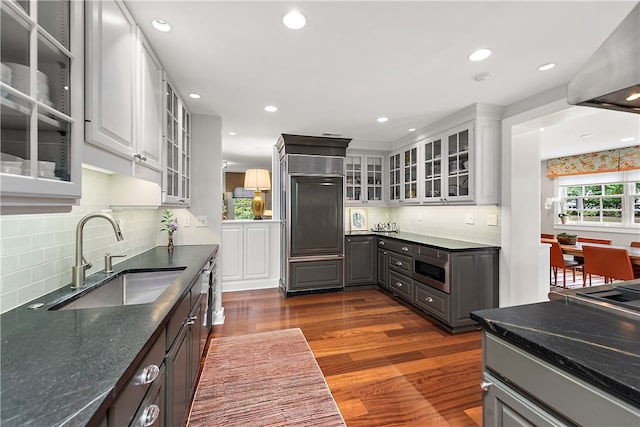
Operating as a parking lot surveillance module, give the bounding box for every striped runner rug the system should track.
[187,328,345,426]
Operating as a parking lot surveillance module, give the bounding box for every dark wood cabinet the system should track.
[345,236,376,286]
[377,247,388,288]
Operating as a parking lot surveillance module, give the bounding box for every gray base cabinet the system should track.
[345,236,376,286]
[482,332,640,426]
[376,237,498,333]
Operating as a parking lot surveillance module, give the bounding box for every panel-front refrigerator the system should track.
[280,154,345,296]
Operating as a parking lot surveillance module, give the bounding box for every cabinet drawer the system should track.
[130,364,166,427]
[109,329,166,427]
[414,282,450,322]
[388,252,412,274]
[167,291,191,351]
[388,271,413,300]
[415,245,450,262]
[484,332,640,426]
[379,239,412,255]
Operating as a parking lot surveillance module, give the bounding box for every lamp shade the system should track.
[244,169,271,191]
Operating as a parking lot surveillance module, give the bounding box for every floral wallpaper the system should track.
[547,145,640,177]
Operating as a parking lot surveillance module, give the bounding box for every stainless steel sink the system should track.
[52,269,185,310]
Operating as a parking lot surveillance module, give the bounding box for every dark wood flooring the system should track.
[210,288,483,426]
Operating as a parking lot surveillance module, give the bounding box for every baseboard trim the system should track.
[222,279,279,292]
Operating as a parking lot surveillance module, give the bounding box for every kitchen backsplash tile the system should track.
[0,168,160,313]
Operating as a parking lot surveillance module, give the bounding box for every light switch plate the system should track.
[182,214,191,227]
[487,214,498,226]
[465,214,474,225]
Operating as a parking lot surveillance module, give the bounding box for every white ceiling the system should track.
[125,1,639,172]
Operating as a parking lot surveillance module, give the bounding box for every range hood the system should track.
[567,4,640,114]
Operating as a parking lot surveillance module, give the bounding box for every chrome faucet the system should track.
[71,213,124,288]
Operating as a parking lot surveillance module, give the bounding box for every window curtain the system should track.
[546,145,640,178]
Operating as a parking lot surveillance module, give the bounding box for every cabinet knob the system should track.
[480,380,492,392]
[347,238,351,242]
[395,261,403,266]
[425,297,434,303]
[379,241,385,245]
[395,282,402,287]
[133,153,147,162]
[186,315,197,325]
[140,404,160,426]
[137,364,160,385]
[401,246,409,252]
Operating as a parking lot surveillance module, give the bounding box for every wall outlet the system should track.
[465,214,474,225]
[418,212,422,221]
[487,214,498,226]
[195,216,207,227]
[182,214,191,227]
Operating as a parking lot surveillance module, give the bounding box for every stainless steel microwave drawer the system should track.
[377,238,412,255]
[388,252,412,274]
[388,270,413,300]
[414,282,450,322]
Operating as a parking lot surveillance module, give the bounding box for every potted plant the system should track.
[558,212,569,224]
[556,232,577,245]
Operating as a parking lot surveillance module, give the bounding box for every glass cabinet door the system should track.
[403,146,418,201]
[389,152,401,201]
[446,128,470,198]
[365,155,383,202]
[345,155,362,202]
[180,107,191,201]
[163,79,191,204]
[423,137,442,199]
[1,0,78,191]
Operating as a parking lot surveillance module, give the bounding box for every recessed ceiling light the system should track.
[188,93,201,99]
[228,132,237,136]
[468,48,492,62]
[408,128,416,132]
[264,105,278,112]
[376,117,389,123]
[152,19,171,32]
[538,63,556,71]
[619,137,636,142]
[626,92,640,101]
[283,11,306,30]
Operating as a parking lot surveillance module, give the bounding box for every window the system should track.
[558,171,640,228]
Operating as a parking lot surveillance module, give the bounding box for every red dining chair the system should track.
[549,241,581,288]
[577,237,612,245]
[541,233,555,240]
[582,245,634,286]
[630,241,640,248]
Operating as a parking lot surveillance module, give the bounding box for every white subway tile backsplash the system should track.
[0,168,161,313]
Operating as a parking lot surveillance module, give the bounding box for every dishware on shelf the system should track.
[3,62,50,103]
[0,63,11,98]
[1,165,23,174]
[0,153,23,162]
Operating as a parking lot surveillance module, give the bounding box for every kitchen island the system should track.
[471,294,640,425]
[0,245,218,426]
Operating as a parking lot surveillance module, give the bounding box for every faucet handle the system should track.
[104,253,126,273]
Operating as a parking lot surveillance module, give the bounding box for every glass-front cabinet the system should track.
[163,80,191,205]
[389,145,419,203]
[422,122,474,203]
[346,152,385,205]
[0,0,82,210]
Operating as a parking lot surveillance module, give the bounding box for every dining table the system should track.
[541,238,640,266]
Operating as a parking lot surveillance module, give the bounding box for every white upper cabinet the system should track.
[388,145,419,204]
[84,0,163,184]
[163,80,191,206]
[423,122,473,204]
[346,152,386,206]
[0,0,83,212]
[135,29,163,173]
[85,0,136,156]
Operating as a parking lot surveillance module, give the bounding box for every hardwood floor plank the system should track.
[212,288,482,426]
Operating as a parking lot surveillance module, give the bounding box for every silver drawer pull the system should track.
[379,241,385,245]
[395,282,403,287]
[395,261,403,266]
[140,404,160,426]
[425,297,434,303]
[401,246,409,251]
[134,364,160,385]
[480,380,492,392]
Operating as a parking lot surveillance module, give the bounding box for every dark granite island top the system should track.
[471,300,640,408]
[0,244,218,427]
[346,230,500,252]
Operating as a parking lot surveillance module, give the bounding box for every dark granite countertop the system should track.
[346,230,500,251]
[0,244,218,427]
[471,300,640,407]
